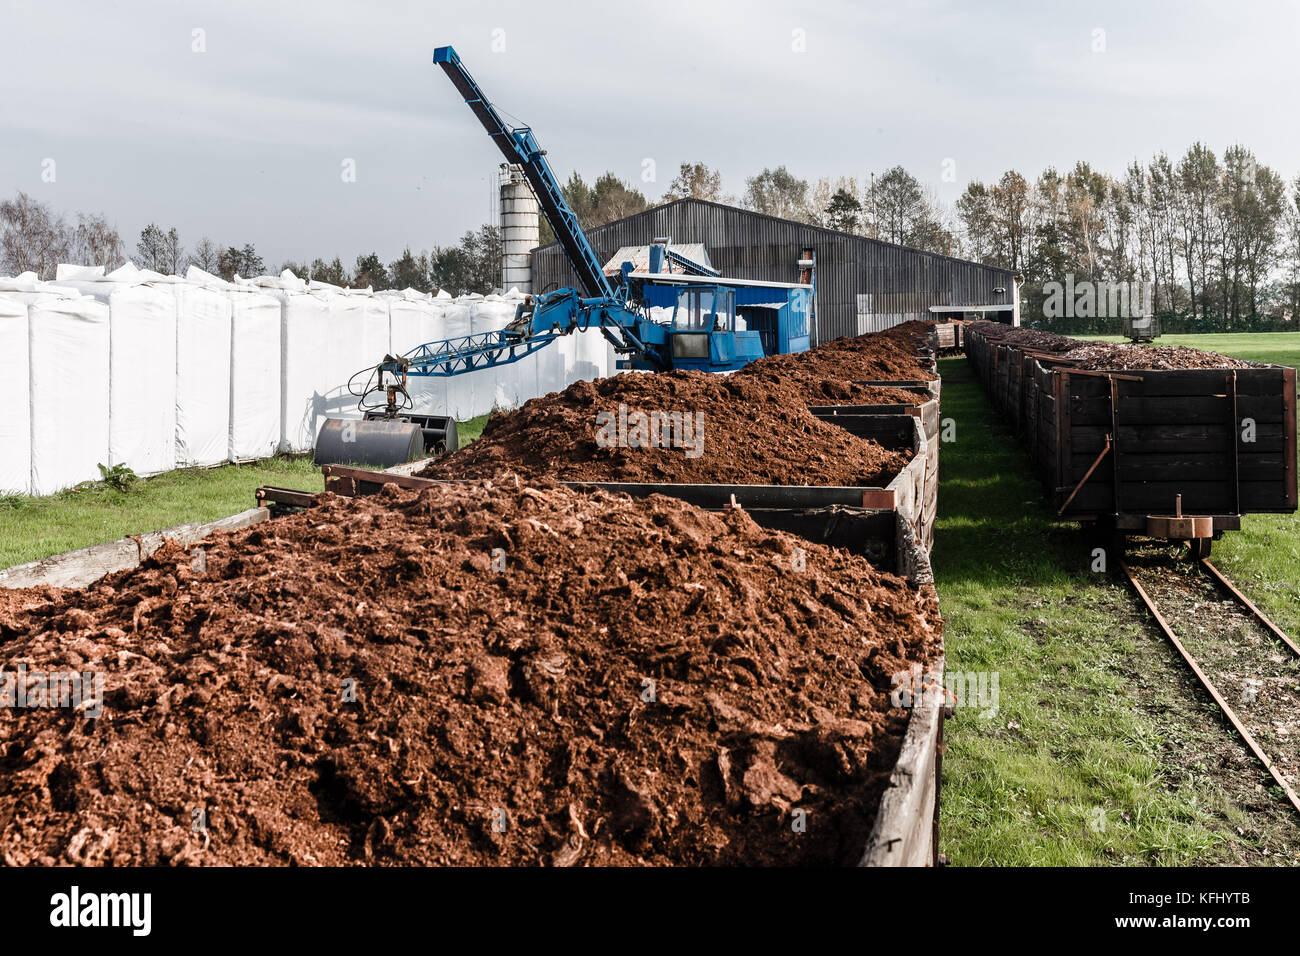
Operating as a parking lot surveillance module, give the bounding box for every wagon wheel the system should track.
[1188,537,1212,560]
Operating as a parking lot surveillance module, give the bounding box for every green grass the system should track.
[0,413,494,569]
[456,411,492,446]
[933,356,1300,866]
[0,457,321,569]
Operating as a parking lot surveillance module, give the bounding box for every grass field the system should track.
[0,413,492,569]
[934,344,1300,866]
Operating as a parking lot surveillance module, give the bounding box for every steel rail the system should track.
[1120,561,1300,819]
[1198,558,1300,659]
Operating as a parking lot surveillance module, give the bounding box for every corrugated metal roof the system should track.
[601,243,714,276]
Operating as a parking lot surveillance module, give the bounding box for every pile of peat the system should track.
[968,321,1258,369]
[418,370,912,487]
[737,322,936,390]
[1059,343,1257,371]
[0,481,941,866]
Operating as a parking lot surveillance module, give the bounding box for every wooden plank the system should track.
[322,464,438,490]
[861,650,944,867]
[1069,395,1285,426]
[1057,373,1071,498]
[1115,368,1286,397]
[1285,368,1297,510]
[1072,423,1285,455]
[1061,481,1291,514]
[0,539,141,591]
[1068,374,1110,398]
[384,457,439,477]
[812,414,915,448]
[1069,456,1288,483]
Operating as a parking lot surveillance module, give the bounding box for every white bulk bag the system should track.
[470,299,524,412]
[274,290,331,453]
[110,284,177,475]
[54,264,105,282]
[441,300,475,420]
[571,326,609,382]
[361,296,390,359]
[228,288,281,460]
[174,284,233,467]
[403,299,448,419]
[0,297,31,494]
[48,274,179,476]
[386,295,426,357]
[318,293,369,428]
[537,333,568,398]
[29,294,110,495]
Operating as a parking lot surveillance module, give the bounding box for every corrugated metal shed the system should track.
[532,198,1015,343]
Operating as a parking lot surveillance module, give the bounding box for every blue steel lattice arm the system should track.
[432,45,614,301]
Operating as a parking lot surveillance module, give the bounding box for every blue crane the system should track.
[315,46,814,467]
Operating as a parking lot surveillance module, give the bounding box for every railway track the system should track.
[1121,552,1300,818]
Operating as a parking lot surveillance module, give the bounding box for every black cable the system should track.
[346,362,413,416]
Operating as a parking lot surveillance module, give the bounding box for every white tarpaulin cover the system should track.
[109,284,177,475]
[58,272,179,477]
[384,291,427,357]
[471,297,521,412]
[228,287,281,460]
[0,297,31,494]
[440,301,475,419]
[29,293,110,495]
[318,293,371,427]
[273,289,331,453]
[174,284,232,467]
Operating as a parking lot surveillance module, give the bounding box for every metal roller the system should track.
[314,418,425,468]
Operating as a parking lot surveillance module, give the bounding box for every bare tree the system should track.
[0,191,69,279]
[1177,143,1220,319]
[161,227,184,275]
[135,223,165,272]
[135,223,184,274]
[744,166,812,221]
[67,212,125,270]
[663,162,724,202]
[188,236,221,273]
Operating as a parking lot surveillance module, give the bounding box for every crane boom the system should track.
[433,46,613,300]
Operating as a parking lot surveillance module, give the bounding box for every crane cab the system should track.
[663,286,763,372]
[622,274,813,373]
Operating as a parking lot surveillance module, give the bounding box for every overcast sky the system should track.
[1,0,1296,270]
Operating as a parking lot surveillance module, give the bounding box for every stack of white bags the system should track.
[0,264,617,496]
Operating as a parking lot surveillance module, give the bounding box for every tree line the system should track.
[3,142,1297,324]
[955,143,1300,331]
